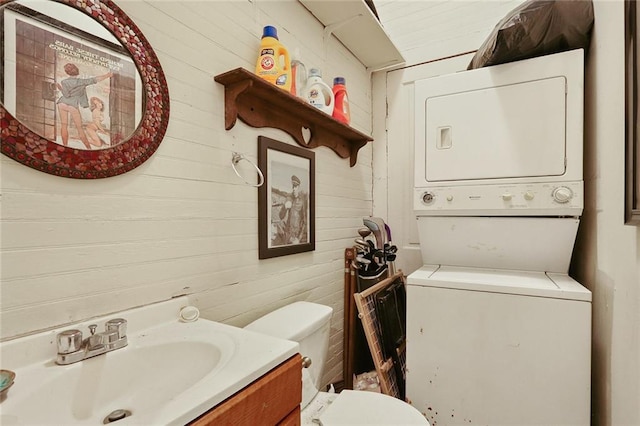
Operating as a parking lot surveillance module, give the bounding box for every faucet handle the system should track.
[88,332,104,349]
[57,329,83,354]
[106,318,127,339]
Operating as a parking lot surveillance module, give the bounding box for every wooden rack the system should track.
[353,271,406,399]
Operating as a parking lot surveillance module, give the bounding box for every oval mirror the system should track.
[0,0,170,178]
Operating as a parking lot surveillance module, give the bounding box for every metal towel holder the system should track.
[231,152,264,187]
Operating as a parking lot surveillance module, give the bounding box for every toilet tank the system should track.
[244,301,333,409]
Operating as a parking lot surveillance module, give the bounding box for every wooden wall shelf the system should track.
[214,68,373,167]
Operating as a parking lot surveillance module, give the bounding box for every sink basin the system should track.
[0,297,299,425]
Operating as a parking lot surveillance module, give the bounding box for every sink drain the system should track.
[103,409,132,424]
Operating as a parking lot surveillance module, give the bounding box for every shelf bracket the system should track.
[221,79,253,131]
[322,14,363,57]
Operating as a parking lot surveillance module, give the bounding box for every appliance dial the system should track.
[501,193,513,201]
[422,192,435,204]
[524,191,535,201]
[552,186,573,203]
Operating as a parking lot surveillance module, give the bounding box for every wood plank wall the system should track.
[0,0,372,387]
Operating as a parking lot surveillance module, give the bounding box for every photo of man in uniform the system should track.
[278,175,308,245]
[271,174,309,247]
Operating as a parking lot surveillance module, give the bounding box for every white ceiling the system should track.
[372,0,525,66]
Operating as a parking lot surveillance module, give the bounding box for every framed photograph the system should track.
[258,136,315,259]
[626,0,640,224]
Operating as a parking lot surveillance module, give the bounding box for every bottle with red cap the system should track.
[332,77,350,124]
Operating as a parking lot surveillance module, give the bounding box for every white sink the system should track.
[0,297,299,425]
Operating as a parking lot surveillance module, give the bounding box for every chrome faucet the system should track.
[55,318,128,365]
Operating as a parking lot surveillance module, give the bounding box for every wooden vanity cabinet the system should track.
[188,354,302,426]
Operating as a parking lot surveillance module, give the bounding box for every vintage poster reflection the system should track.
[2,4,140,150]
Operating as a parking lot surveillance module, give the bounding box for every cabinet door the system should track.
[277,406,301,426]
[189,354,302,426]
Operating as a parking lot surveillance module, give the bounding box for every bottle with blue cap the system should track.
[302,68,334,115]
[332,77,350,124]
[255,25,292,92]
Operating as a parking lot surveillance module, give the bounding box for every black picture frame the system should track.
[625,0,640,224]
[258,136,315,259]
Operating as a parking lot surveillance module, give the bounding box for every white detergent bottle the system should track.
[303,68,334,115]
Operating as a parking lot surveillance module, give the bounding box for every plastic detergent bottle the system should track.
[290,49,307,98]
[255,25,292,92]
[332,77,350,124]
[303,68,334,115]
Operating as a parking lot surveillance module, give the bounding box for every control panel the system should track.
[415,181,583,216]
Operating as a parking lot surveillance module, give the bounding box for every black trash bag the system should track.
[468,0,594,70]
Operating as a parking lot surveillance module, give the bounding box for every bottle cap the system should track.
[333,77,346,85]
[262,25,278,39]
[179,306,200,322]
[309,68,322,77]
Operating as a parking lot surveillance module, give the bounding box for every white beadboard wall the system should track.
[0,0,374,387]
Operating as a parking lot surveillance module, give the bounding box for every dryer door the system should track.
[423,76,566,181]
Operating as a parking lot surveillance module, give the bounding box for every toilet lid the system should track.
[318,390,429,425]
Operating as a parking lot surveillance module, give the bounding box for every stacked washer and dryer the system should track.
[406,49,592,425]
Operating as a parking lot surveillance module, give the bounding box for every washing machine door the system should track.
[318,390,429,425]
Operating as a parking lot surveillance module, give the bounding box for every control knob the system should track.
[422,192,435,204]
[552,186,573,203]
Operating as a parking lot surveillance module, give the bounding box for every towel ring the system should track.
[231,152,264,187]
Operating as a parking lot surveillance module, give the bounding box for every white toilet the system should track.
[244,301,429,425]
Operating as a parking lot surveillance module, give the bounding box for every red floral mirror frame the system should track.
[0,0,170,179]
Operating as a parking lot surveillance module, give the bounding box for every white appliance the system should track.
[406,265,592,426]
[413,48,584,216]
[412,48,584,273]
[406,49,592,426]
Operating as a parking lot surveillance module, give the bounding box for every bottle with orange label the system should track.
[255,25,292,92]
[332,77,350,124]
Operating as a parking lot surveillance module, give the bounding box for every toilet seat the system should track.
[317,390,429,425]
